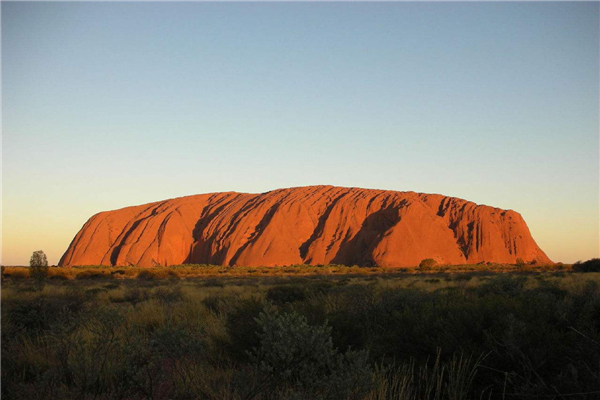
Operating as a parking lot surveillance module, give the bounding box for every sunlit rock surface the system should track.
[59,186,552,267]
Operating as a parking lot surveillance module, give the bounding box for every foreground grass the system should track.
[2,270,600,399]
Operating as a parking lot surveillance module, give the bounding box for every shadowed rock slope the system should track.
[59,186,552,268]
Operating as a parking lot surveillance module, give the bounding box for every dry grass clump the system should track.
[136,268,180,280]
[47,269,70,280]
[75,270,113,280]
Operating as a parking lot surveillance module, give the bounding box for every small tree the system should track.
[30,250,49,289]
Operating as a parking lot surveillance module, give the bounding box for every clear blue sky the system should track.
[2,2,599,265]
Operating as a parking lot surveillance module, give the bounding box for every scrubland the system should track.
[2,265,600,399]
[0,261,564,281]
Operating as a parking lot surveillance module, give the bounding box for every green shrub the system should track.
[247,307,371,399]
[149,323,204,359]
[266,285,306,305]
[305,281,336,296]
[223,297,264,362]
[3,289,88,335]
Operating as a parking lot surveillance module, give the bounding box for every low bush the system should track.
[48,269,71,280]
[85,287,107,296]
[572,258,600,272]
[104,282,121,289]
[202,277,225,287]
[453,273,473,282]
[111,269,126,276]
[153,286,183,304]
[223,297,265,363]
[75,270,111,280]
[137,269,180,280]
[418,259,437,270]
[2,269,29,280]
[266,285,306,305]
[109,287,149,305]
[476,274,527,296]
[247,307,372,399]
[3,288,89,336]
[137,269,156,280]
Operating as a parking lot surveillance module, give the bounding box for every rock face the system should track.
[59,186,552,268]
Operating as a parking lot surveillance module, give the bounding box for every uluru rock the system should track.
[59,186,552,268]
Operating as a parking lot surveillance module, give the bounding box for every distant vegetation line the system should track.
[1,261,572,281]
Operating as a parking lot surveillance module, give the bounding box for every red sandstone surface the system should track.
[59,186,552,268]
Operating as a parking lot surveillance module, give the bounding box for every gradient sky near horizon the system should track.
[2,1,599,265]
